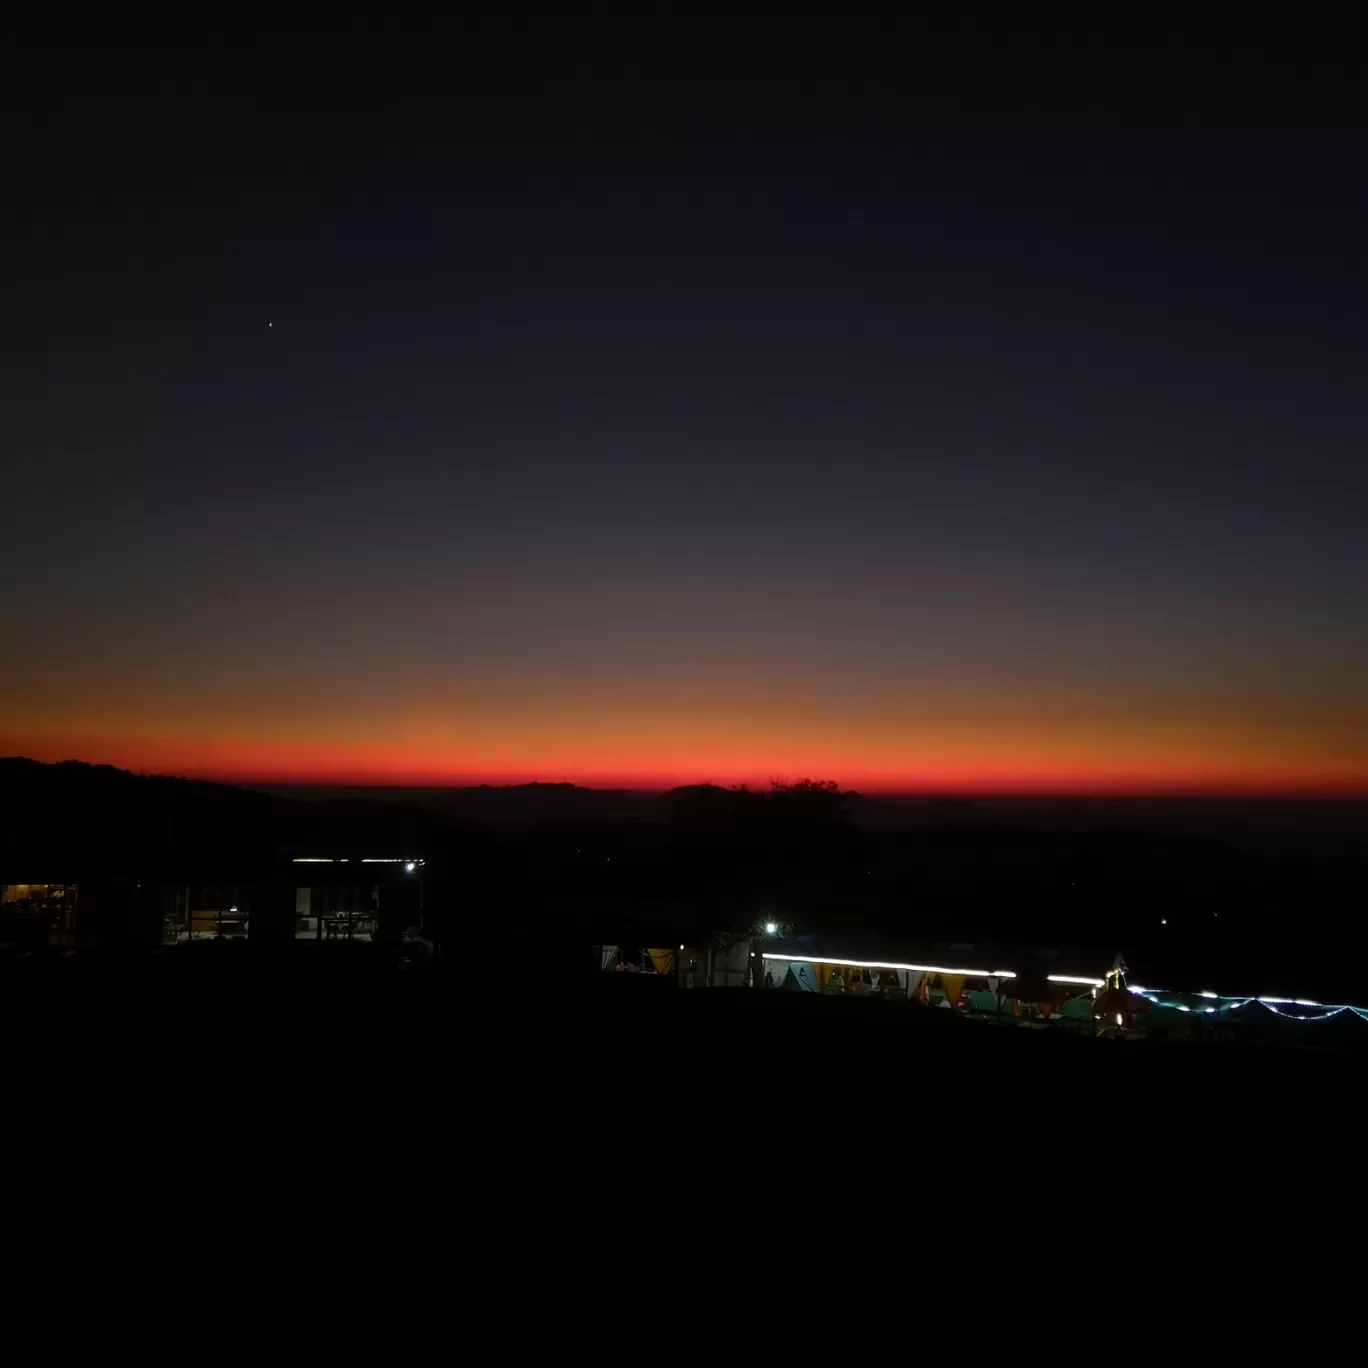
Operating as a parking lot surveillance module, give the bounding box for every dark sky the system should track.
[4,19,1366,791]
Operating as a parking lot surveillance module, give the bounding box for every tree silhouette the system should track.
[666,779,857,955]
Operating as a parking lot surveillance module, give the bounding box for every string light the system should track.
[1122,984,1359,1024]
[1258,1002,1350,1022]
[1153,995,1356,1023]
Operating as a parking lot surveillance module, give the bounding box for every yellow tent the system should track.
[646,948,677,977]
[812,962,838,990]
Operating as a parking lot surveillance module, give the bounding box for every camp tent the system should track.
[781,962,819,992]
[646,947,677,976]
[713,937,753,987]
[898,970,923,998]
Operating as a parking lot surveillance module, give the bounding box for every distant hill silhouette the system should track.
[254,780,663,831]
[0,758,494,879]
[8,758,1368,999]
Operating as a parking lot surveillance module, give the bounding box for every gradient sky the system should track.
[4,25,1367,793]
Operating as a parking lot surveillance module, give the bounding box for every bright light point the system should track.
[764,921,777,935]
[405,862,415,872]
[1161,918,1168,925]
[229,906,238,912]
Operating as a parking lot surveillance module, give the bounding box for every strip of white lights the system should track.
[1134,992,1362,1023]
[294,857,422,864]
[1047,975,1105,986]
[1258,1002,1350,1021]
[1117,984,1366,1020]
[762,952,1016,978]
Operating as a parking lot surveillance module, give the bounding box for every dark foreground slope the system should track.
[9,942,1355,1334]
[12,944,1359,1136]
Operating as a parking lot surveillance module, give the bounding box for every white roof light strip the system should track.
[761,952,1016,978]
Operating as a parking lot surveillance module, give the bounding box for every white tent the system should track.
[780,961,819,992]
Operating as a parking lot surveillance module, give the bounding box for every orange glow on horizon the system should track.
[6,682,1367,797]
[7,730,1367,798]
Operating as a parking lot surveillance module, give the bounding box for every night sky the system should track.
[4,23,1366,793]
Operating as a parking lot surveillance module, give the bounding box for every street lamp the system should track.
[764,921,777,935]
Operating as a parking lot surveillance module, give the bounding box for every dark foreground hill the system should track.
[11,944,1357,1205]
[11,938,1347,1334]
